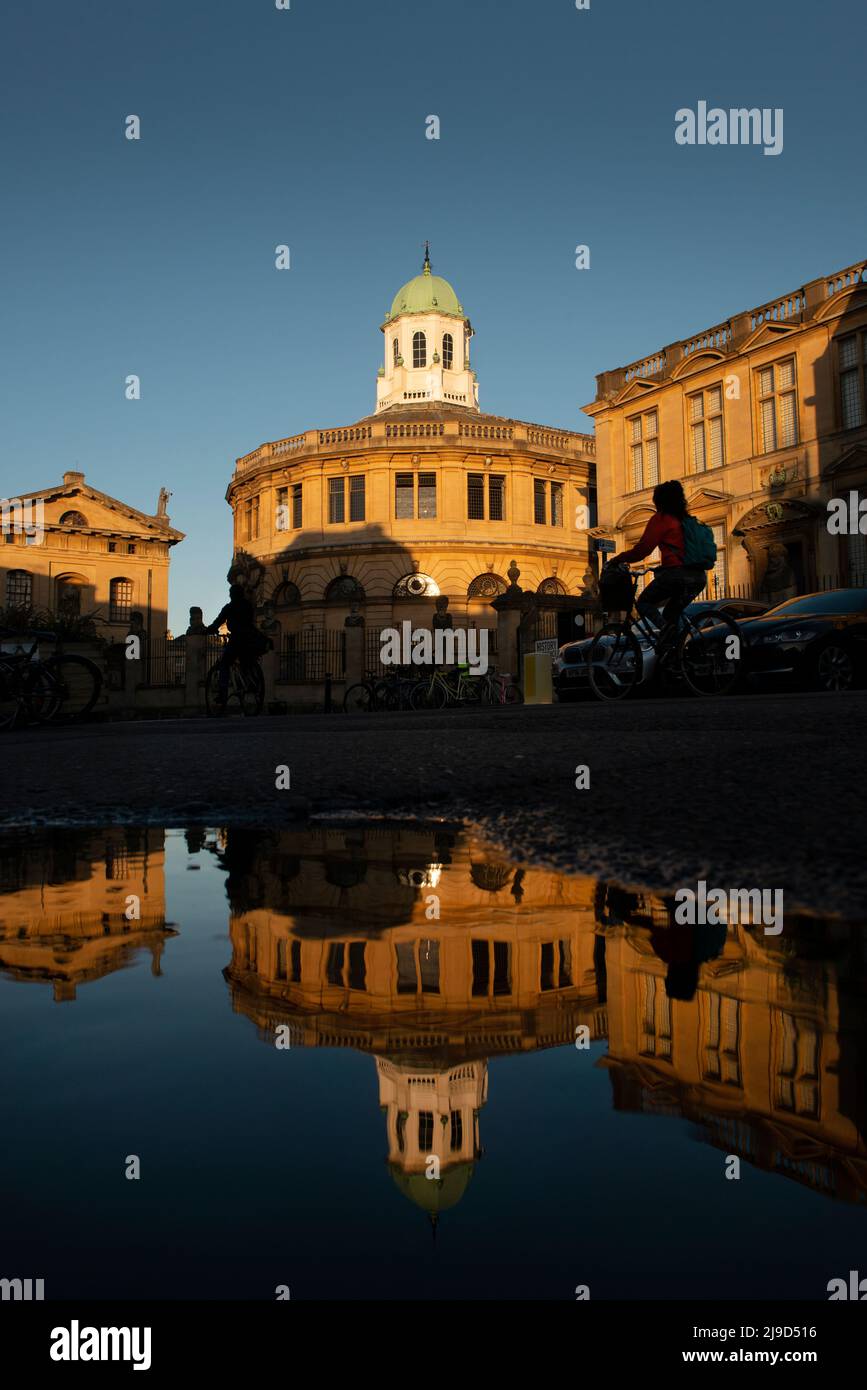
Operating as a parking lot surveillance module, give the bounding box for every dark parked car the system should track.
[553,598,770,700]
[740,588,867,692]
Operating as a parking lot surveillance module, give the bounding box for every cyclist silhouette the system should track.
[610,480,707,642]
[207,584,260,708]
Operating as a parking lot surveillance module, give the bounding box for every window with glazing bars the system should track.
[533,478,547,525]
[349,475,365,522]
[550,481,563,527]
[395,473,414,519]
[628,410,659,490]
[292,482,302,529]
[689,386,724,472]
[418,473,437,519]
[328,477,345,523]
[488,474,505,520]
[757,359,797,453]
[839,332,867,430]
[467,473,485,520]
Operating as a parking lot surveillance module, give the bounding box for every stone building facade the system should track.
[225,252,596,650]
[583,258,867,603]
[0,471,183,641]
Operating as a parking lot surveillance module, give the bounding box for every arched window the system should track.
[537,577,568,596]
[59,510,88,528]
[272,580,301,608]
[467,573,508,599]
[393,572,440,599]
[412,331,426,368]
[393,337,400,366]
[5,569,32,610]
[442,333,454,371]
[325,574,365,603]
[56,575,87,617]
[110,577,133,623]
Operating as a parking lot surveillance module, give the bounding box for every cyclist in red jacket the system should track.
[610,480,706,636]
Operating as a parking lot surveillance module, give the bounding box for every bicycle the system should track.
[479,668,524,705]
[410,664,484,710]
[205,652,265,716]
[0,628,103,729]
[586,565,744,702]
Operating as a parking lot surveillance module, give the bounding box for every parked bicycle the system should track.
[586,565,744,701]
[0,629,103,730]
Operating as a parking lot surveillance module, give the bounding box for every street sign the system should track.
[534,638,558,656]
[594,538,617,552]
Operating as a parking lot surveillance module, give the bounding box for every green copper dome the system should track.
[388,246,464,319]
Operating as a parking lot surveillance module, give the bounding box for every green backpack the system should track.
[682,515,718,569]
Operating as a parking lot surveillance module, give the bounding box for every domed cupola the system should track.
[377,244,479,413]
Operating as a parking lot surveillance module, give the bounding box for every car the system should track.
[739,588,867,692]
[552,597,770,700]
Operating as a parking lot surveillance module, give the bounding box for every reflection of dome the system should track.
[389,1161,474,1214]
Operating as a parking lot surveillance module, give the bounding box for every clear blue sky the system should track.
[2,0,864,629]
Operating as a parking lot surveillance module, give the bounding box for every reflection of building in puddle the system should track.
[220,828,867,1212]
[218,824,605,1219]
[602,893,867,1203]
[0,828,175,1000]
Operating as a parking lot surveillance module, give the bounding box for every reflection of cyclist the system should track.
[611,481,706,642]
[207,584,260,708]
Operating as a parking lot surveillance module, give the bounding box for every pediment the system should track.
[23,482,183,540]
[740,320,800,351]
[814,279,867,323]
[670,350,728,380]
[688,486,734,507]
[612,377,664,407]
[616,502,655,528]
[824,444,867,477]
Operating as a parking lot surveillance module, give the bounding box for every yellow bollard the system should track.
[523,651,553,705]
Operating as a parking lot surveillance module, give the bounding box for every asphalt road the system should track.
[4,689,866,919]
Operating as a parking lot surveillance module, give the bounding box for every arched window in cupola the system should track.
[442,333,454,371]
[412,331,426,368]
[392,337,399,366]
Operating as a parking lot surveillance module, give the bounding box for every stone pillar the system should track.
[184,607,208,713]
[344,610,365,687]
[490,559,524,678]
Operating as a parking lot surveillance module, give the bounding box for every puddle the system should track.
[1,823,866,1301]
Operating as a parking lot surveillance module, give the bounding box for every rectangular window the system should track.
[276,487,288,532]
[418,473,437,519]
[488,474,505,521]
[347,941,367,991]
[468,473,485,520]
[533,478,547,525]
[395,473,414,520]
[292,482,302,530]
[450,1110,463,1152]
[628,408,659,490]
[127,543,137,555]
[326,943,344,986]
[550,481,563,527]
[276,940,287,981]
[349,475,365,522]
[396,941,417,994]
[328,477,345,524]
[418,1111,434,1151]
[839,332,867,430]
[757,358,798,454]
[471,939,489,996]
[107,541,117,553]
[290,939,301,983]
[689,386,725,473]
[419,939,440,994]
[540,941,555,992]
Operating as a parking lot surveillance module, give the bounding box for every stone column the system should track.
[490,560,524,677]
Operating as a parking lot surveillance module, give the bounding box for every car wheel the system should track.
[810,640,856,693]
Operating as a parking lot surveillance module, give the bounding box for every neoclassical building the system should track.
[584,257,867,602]
[226,250,596,648]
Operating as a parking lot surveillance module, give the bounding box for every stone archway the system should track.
[732,498,825,600]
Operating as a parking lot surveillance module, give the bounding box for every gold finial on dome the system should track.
[423,240,431,275]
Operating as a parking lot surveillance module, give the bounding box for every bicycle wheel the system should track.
[236,663,264,716]
[587,624,643,701]
[23,664,63,724]
[42,654,102,721]
[504,682,523,705]
[677,613,743,697]
[344,681,374,713]
[0,659,24,730]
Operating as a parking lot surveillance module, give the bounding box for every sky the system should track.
[1,0,865,629]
